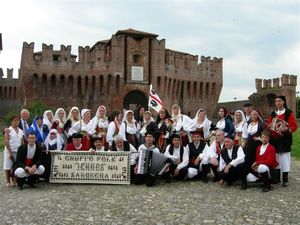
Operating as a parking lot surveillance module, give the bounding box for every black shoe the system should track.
[202,177,209,183]
[262,186,271,192]
[17,178,25,190]
[282,181,288,187]
[212,177,220,182]
[241,182,247,190]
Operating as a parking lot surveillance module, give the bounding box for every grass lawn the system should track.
[291,129,300,160]
[0,133,4,151]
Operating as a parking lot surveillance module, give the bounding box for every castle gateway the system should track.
[19,29,223,115]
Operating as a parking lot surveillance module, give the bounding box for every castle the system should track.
[18,28,223,116]
[0,29,297,121]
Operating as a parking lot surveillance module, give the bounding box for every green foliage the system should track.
[3,101,56,126]
[0,133,4,151]
[27,101,56,123]
[291,129,300,160]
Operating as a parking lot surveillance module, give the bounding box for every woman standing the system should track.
[106,109,122,149]
[119,110,140,149]
[233,110,248,148]
[193,109,214,143]
[3,115,24,188]
[267,96,297,186]
[215,107,234,136]
[156,108,173,152]
[87,105,109,147]
[139,111,159,145]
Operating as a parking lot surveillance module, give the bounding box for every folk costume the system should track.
[266,96,297,186]
[156,108,173,153]
[216,107,235,136]
[171,104,195,146]
[246,143,278,191]
[43,110,54,132]
[14,142,45,188]
[106,110,122,148]
[139,111,159,145]
[193,109,214,142]
[28,116,48,148]
[87,105,109,148]
[119,110,140,149]
[233,110,248,147]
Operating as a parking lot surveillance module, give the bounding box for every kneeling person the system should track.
[186,131,210,182]
[14,132,45,189]
[246,130,278,192]
[219,135,245,187]
[164,134,189,180]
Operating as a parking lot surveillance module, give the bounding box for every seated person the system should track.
[65,133,89,151]
[245,130,278,192]
[89,137,105,153]
[134,132,161,186]
[186,131,210,182]
[219,135,245,187]
[163,133,189,181]
[207,129,226,182]
[13,132,45,189]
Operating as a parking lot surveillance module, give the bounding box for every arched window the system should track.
[60,75,65,96]
[115,75,120,95]
[13,87,17,99]
[32,74,38,93]
[107,75,112,95]
[99,75,104,95]
[51,75,56,95]
[77,76,82,97]
[9,87,12,99]
[85,76,89,96]
[157,76,161,91]
[42,74,47,95]
[68,76,73,96]
[91,76,95,97]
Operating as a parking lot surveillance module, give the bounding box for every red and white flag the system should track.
[148,84,163,113]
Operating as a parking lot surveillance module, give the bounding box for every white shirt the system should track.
[216,119,225,130]
[247,122,258,135]
[219,146,245,171]
[207,140,224,159]
[106,122,118,146]
[259,143,269,155]
[27,144,36,159]
[119,121,140,141]
[234,121,248,139]
[5,126,23,152]
[164,145,189,170]
[117,143,138,165]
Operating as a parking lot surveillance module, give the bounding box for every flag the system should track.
[148,84,163,113]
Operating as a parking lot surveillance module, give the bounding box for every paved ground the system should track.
[1,152,300,225]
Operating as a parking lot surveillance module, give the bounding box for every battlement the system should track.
[255,74,298,90]
[0,68,18,79]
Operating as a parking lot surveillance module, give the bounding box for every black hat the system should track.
[243,102,253,107]
[92,136,102,142]
[145,131,155,137]
[72,133,83,139]
[190,130,203,137]
[224,135,234,141]
[171,133,180,140]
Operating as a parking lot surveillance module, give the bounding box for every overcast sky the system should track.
[0,0,299,102]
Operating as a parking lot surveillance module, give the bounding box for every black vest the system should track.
[111,141,130,152]
[188,142,206,161]
[220,145,239,165]
[169,145,184,162]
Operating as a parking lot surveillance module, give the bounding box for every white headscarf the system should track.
[67,106,81,124]
[193,109,212,138]
[234,110,247,125]
[44,129,64,151]
[81,109,90,118]
[54,108,67,128]
[86,105,109,135]
[122,110,136,123]
[43,110,54,131]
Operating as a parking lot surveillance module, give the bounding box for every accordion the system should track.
[270,117,289,136]
[137,149,169,176]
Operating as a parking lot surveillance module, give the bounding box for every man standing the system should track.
[18,109,30,142]
[14,132,45,189]
[243,103,253,124]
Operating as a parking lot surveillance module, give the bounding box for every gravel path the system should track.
[1,152,300,225]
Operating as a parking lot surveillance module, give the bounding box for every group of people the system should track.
[3,95,297,192]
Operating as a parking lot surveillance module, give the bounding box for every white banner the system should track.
[50,151,130,184]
